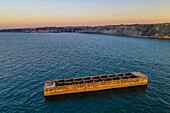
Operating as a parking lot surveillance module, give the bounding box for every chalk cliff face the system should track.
[76,23,170,38]
[0,23,170,39]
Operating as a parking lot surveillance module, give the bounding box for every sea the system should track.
[0,33,170,113]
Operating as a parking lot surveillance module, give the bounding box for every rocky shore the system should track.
[0,23,170,39]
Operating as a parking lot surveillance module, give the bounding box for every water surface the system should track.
[0,33,170,113]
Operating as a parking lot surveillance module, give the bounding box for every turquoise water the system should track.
[0,33,170,113]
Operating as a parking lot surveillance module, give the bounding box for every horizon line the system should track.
[1,22,170,30]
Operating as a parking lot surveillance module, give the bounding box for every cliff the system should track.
[76,23,170,39]
[0,23,170,39]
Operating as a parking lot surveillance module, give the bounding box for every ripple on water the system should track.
[0,33,170,113]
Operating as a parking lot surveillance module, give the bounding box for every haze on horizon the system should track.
[0,0,170,29]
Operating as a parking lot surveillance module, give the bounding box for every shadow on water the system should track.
[45,85,147,102]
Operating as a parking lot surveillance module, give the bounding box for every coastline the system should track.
[0,31,170,40]
[0,23,170,39]
[76,32,170,40]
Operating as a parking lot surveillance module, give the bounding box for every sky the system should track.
[0,0,170,29]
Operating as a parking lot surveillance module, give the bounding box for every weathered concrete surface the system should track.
[44,72,148,96]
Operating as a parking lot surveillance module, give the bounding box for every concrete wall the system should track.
[44,77,148,96]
